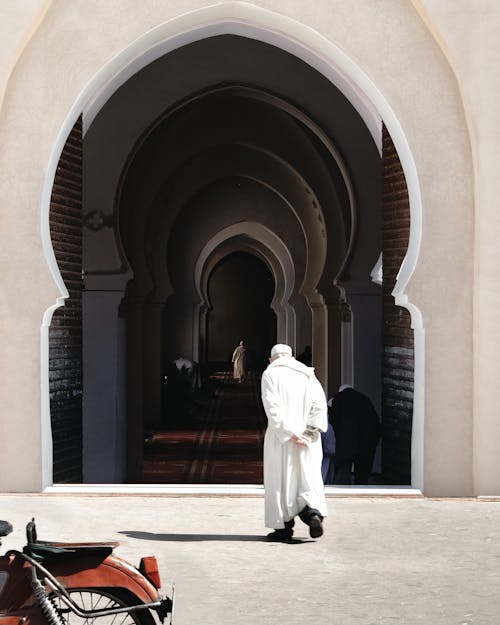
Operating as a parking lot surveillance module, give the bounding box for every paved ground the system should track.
[2,494,500,625]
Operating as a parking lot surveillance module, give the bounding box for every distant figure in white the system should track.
[231,340,247,382]
[261,343,328,542]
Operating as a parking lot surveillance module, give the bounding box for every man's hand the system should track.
[291,434,310,446]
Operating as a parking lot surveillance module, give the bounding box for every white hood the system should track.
[267,354,315,378]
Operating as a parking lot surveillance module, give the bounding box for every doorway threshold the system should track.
[44,484,422,497]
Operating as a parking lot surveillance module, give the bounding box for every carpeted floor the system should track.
[141,371,266,483]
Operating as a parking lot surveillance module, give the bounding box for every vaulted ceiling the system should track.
[82,34,381,371]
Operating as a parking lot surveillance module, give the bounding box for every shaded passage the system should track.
[141,371,266,483]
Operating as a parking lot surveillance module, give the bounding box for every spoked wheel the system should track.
[52,589,155,625]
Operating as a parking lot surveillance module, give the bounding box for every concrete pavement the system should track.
[1,493,500,625]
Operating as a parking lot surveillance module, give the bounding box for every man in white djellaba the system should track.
[261,343,328,541]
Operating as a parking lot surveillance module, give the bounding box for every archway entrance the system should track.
[207,251,277,371]
[48,33,413,486]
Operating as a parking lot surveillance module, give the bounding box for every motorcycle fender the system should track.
[0,617,25,625]
[48,554,161,603]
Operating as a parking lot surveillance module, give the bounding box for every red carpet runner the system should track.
[141,371,266,483]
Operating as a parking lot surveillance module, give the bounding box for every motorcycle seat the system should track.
[24,540,119,559]
[23,519,119,559]
[0,520,13,537]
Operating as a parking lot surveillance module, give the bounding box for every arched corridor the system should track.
[48,34,413,486]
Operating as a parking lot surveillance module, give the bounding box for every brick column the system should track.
[49,116,83,482]
[382,124,414,484]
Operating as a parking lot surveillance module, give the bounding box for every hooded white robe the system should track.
[261,355,328,529]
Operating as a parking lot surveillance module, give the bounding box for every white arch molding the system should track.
[40,2,424,490]
[193,222,297,361]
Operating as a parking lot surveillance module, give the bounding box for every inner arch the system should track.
[206,251,277,369]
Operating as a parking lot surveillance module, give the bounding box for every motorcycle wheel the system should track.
[52,588,155,625]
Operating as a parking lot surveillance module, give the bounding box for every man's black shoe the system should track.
[309,514,324,538]
[266,529,293,542]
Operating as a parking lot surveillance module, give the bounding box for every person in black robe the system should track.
[329,385,381,485]
[320,420,336,485]
[297,345,312,367]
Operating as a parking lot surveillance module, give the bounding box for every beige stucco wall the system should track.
[413,0,500,497]
[0,1,51,110]
[0,0,487,495]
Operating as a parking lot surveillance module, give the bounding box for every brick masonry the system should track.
[382,124,414,484]
[49,116,83,482]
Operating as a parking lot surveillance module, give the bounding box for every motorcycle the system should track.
[0,518,174,625]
